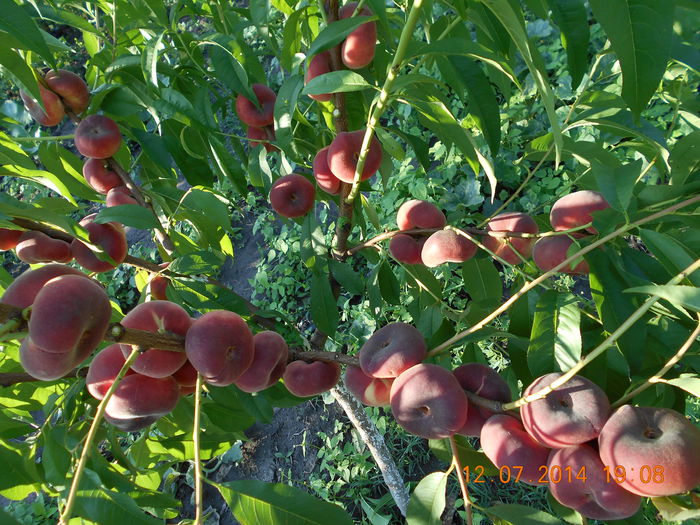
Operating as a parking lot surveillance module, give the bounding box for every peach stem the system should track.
[193,373,204,525]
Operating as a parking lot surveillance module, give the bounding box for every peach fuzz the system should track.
[520,373,610,448]
[421,230,477,267]
[390,363,467,439]
[359,322,427,378]
[327,130,382,183]
[283,360,341,397]
[482,212,538,265]
[74,114,122,159]
[235,84,276,128]
[480,414,550,486]
[185,310,255,386]
[119,301,190,378]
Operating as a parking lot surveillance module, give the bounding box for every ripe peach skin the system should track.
[149,263,171,300]
[339,3,377,69]
[83,158,122,194]
[521,373,610,448]
[532,235,589,274]
[305,52,332,101]
[390,363,467,439]
[172,360,198,389]
[598,405,700,497]
[0,228,23,250]
[482,212,539,265]
[71,214,128,272]
[20,85,65,126]
[396,200,446,230]
[283,360,341,397]
[15,231,72,263]
[359,322,427,378]
[480,414,550,486]
[327,130,382,183]
[234,331,289,393]
[28,274,112,355]
[186,310,255,386]
[269,174,316,218]
[550,190,610,234]
[313,146,341,195]
[74,114,122,159]
[106,186,138,207]
[105,374,180,419]
[86,344,137,399]
[344,365,393,406]
[453,363,511,437]
[548,444,641,520]
[421,230,477,267]
[1,264,87,309]
[44,69,90,114]
[389,234,424,265]
[20,338,83,381]
[119,301,190,378]
[235,84,276,128]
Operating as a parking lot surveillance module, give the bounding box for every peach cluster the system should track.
[1,265,111,381]
[533,190,610,274]
[304,2,377,101]
[480,373,700,519]
[236,83,278,153]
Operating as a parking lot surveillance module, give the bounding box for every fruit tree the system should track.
[0,0,698,524]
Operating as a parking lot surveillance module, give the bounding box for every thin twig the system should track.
[612,315,700,408]
[449,435,473,525]
[193,373,204,525]
[58,347,140,524]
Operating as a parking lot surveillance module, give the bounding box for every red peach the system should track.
[305,52,332,102]
[86,344,136,399]
[234,331,289,393]
[235,84,276,128]
[105,374,180,419]
[421,230,477,267]
[389,234,424,265]
[453,363,512,437]
[0,228,23,250]
[1,264,88,309]
[313,147,342,195]
[327,130,382,183]
[74,114,122,159]
[15,231,73,263]
[482,212,539,265]
[550,190,610,234]
[390,363,468,439]
[283,360,341,397]
[106,186,138,207]
[359,322,427,378]
[44,69,90,114]
[269,174,316,218]
[71,213,127,272]
[344,365,393,406]
[20,84,65,126]
[532,235,589,274]
[82,158,122,194]
[396,200,446,230]
[339,3,377,69]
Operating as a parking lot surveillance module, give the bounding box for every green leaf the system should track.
[589,0,676,116]
[624,284,700,312]
[207,36,256,104]
[487,504,567,525]
[274,74,304,151]
[669,130,700,186]
[406,472,448,525]
[378,261,401,305]
[429,436,498,475]
[94,205,159,230]
[302,70,372,95]
[208,135,248,195]
[407,93,497,200]
[528,291,582,376]
[329,259,364,296]
[443,56,501,155]
[639,229,700,287]
[663,374,700,397]
[0,507,22,525]
[0,0,53,65]
[0,166,77,205]
[591,159,640,216]
[0,442,39,500]
[462,258,502,307]
[310,271,339,336]
[212,480,354,525]
[307,16,378,57]
[0,40,41,102]
[479,0,563,165]
[652,496,700,521]
[281,7,308,71]
[72,488,163,524]
[547,0,590,88]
